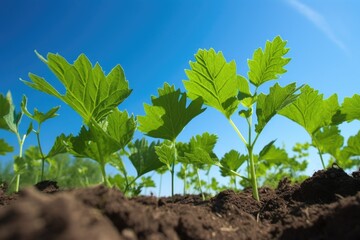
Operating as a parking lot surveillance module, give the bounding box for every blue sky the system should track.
[1,0,360,194]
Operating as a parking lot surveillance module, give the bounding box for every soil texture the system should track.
[1,166,360,240]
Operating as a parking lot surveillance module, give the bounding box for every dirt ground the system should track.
[1,166,360,240]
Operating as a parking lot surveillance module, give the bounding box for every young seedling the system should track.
[21,95,65,181]
[183,36,301,201]
[21,52,135,186]
[109,138,164,195]
[0,92,32,191]
[177,132,218,200]
[138,83,206,197]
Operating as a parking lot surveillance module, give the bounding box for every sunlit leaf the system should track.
[255,83,300,133]
[247,36,290,87]
[341,94,360,122]
[138,83,205,141]
[183,48,240,118]
[22,52,132,124]
[279,85,339,135]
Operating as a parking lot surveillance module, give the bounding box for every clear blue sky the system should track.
[1,0,360,194]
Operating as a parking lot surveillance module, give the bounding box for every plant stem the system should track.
[246,114,259,201]
[100,163,111,187]
[247,145,259,201]
[228,118,248,145]
[35,124,46,181]
[196,168,205,200]
[316,146,326,169]
[171,140,177,197]
[15,133,26,192]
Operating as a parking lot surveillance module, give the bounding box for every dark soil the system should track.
[1,167,360,240]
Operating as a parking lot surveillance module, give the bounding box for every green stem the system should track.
[196,168,205,200]
[35,124,46,181]
[317,146,326,169]
[247,146,259,201]
[183,164,187,195]
[228,118,248,145]
[100,164,111,187]
[171,140,177,198]
[15,133,26,192]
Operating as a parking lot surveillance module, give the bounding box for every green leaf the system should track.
[313,126,344,156]
[220,150,247,177]
[46,134,71,159]
[258,140,277,160]
[183,48,239,118]
[279,85,339,135]
[344,130,360,157]
[155,140,176,171]
[258,145,288,164]
[0,139,13,155]
[0,92,23,133]
[71,109,135,164]
[138,83,205,141]
[129,138,164,177]
[21,95,60,124]
[255,83,300,133]
[247,36,291,87]
[22,52,132,124]
[341,94,360,122]
[0,93,11,130]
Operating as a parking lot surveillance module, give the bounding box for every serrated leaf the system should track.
[247,36,291,87]
[344,130,360,156]
[183,48,240,118]
[21,95,60,124]
[46,134,71,159]
[179,132,218,166]
[279,85,339,135]
[21,52,132,124]
[155,140,176,170]
[341,94,360,122]
[313,126,344,156]
[256,83,300,133]
[138,83,205,141]
[129,138,164,177]
[220,150,247,177]
[0,139,13,155]
[71,109,135,164]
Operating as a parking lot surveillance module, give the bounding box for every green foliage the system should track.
[0,92,32,191]
[0,139,13,155]
[341,94,360,122]
[22,52,132,124]
[248,36,290,87]
[70,109,136,185]
[279,85,339,135]
[255,83,301,134]
[183,48,239,119]
[138,83,205,141]
[128,138,164,177]
[183,36,296,201]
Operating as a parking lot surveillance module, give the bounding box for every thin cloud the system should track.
[287,0,347,52]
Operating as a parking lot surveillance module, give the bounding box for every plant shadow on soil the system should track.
[0,166,360,240]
